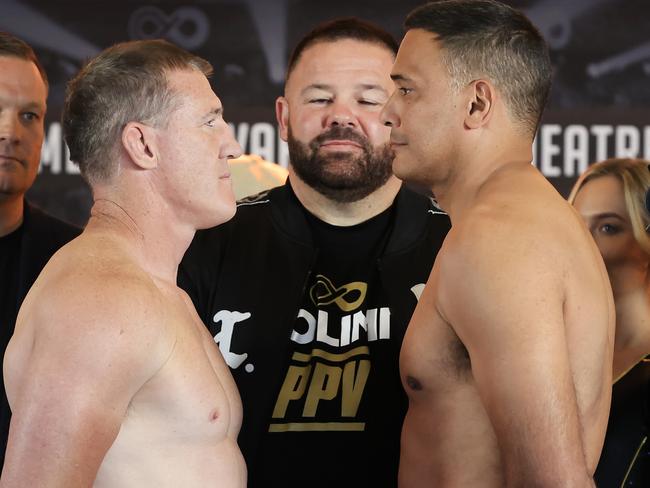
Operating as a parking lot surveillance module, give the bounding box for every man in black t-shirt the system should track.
[180,18,450,487]
[0,32,79,468]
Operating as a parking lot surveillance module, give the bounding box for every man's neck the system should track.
[90,184,196,284]
[0,196,25,237]
[432,138,534,221]
[289,172,402,227]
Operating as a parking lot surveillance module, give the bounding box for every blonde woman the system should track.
[570,157,650,487]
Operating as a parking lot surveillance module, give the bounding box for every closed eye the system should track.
[359,99,380,106]
[309,98,331,104]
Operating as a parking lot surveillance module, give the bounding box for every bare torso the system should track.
[399,165,614,487]
[4,231,245,487]
[93,286,245,487]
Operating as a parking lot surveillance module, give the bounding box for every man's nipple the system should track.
[209,408,220,422]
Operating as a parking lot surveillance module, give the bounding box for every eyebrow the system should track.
[358,83,388,93]
[300,83,388,95]
[0,97,45,112]
[300,84,331,95]
[205,107,223,118]
[592,212,627,221]
[390,74,412,82]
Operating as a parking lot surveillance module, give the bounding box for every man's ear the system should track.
[276,96,290,142]
[121,122,158,170]
[464,80,494,130]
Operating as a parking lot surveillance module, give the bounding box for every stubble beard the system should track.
[287,125,394,203]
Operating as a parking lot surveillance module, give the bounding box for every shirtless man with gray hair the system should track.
[2,39,244,487]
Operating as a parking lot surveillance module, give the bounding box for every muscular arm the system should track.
[439,219,594,488]
[1,274,175,487]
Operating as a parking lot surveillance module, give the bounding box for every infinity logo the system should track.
[309,275,367,312]
[128,6,209,50]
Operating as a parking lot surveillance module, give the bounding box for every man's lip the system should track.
[219,172,231,179]
[319,140,363,149]
[390,141,407,147]
[0,155,23,165]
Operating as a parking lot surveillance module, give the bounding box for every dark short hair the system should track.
[405,0,552,136]
[63,39,212,185]
[286,17,398,79]
[0,31,48,89]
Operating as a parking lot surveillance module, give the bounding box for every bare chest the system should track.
[121,294,242,442]
[400,267,472,396]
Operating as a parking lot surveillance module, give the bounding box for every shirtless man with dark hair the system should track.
[381,1,615,486]
[2,39,245,487]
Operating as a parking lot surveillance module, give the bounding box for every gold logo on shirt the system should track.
[309,275,367,312]
[270,346,371,431]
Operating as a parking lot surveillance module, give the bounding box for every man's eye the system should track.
[359,100,379,106]
[399,87,413,96]
[21,112,39,122]
[206,119,216,127]
[309,98,330,104]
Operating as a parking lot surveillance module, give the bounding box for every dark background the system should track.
[2,0,649,226]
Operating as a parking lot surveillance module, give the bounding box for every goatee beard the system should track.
[288,125,394,203]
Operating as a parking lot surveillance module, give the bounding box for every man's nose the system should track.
[221,125,243,160]
[380,95,399,128]
[0,111,21,144]
[324,101,357,129]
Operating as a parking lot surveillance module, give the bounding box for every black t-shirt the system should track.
[595,357,650,487]
[0,225,23,464]
[255,206,407,487]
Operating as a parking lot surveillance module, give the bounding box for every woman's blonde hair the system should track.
[568,158,650,256]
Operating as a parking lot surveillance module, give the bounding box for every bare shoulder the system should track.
[437,188,571,333]
[20,234,175,369]
[443,167,584,283]
[2,235,180,486]
[441,204,562,289]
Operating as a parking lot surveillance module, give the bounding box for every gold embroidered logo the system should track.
[309,275,367,312]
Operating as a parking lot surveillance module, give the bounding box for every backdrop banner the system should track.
[2,0,648,225]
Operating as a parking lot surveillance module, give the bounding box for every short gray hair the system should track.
[63,39,212,184]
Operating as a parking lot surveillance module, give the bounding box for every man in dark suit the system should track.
[0,31,80,467]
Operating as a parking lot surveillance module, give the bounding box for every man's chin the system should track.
[315,150,361,165]
[391,154,410,181]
